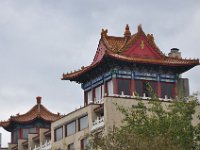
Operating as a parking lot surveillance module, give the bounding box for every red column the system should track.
[113,78,117,95]
[19,128,22,139]
[131,79,135,96]
[84,91,88,106]
[157,81,161,98]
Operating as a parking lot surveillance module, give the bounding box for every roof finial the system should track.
[124,24,131,37]
[147,34,154,41]
[101,28,108,37]
[138,24,143,33]
[36,96,42,104]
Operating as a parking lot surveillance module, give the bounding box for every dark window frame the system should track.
[94,85,103,101]
[78,115,89,131]
[81,138,87,150]
[54,126,63,142]
[160,82,175,98]
[65,120,76,137]
[68,143,74,150]
[135,80,157,97]
[116,78,131,95]
[12,130,19,144]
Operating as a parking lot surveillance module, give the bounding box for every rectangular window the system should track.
[68,143,74,150]
[161,82,174,98]
[101,84,104,97]
[79,115,88,131]
[12,130,18,144]
[22,128,29,139]
[81,138,87,150]
[117,79,131,95]
[87,90,93,103]
[54,126,63,142]
[135,80,143,96]
[22,128,37,139]
[29,128,36,134]
[107,80,113,96]
[66,121,76,136]
[95,86,101,102]
[135,80,156,97]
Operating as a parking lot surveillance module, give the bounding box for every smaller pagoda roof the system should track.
[0,96,61,132]
[62,25,199,83]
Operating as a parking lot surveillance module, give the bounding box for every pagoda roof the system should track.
[62,25,199,83]
[0,96,61,131]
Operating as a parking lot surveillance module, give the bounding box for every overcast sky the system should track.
[0,0,200,147]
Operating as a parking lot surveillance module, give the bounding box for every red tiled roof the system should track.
[62,25,199,81]
[0,96,61,129]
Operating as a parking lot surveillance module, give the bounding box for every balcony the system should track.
[108,92,173,102]
[91,116,104,131]
[31,140,51,150]
[94,98,104,104]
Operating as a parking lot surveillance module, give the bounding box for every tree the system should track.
[88,94,200,150]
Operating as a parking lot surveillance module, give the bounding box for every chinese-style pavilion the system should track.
[62,25,199,106]
[0,96,61,144]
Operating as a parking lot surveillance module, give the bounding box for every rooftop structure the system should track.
[0,97,61,150]
[62,25,199,106]
[50,25,200,149]
[62,24,199,83]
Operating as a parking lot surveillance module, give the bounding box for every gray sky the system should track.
[0,0,200,147]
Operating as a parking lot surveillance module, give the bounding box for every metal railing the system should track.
[31,140,51,150]
[91,116,104,131]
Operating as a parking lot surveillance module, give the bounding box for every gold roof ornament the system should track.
[138,24,143,33]
[124,24,131,37]
[147,34,155,42]
[101,29,108,37]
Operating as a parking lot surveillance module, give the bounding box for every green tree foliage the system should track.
[88,95,200,150]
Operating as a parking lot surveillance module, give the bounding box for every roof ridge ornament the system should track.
[36,96,41,113]
[138,24,143,33]
[124,24,131,37]
[101,28,108,37]
[147,34,154,41]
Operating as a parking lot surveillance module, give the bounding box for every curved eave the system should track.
[62,61,102,81]
[107,53,200,67]
[0,121,10,129]
[0,116,59,132]
[62,53,199,82]
[11,115,60,123]
[17,102,60,120]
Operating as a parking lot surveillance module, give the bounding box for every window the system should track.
[107,80,113,96]
[81,138,87,150]
[68,143,74,150]
[79,115,88,131]
[135,80,143,96]
[22,128,29,139]
[95,86,101,102]
[66,121,76,136]
[12,130,18,144]
[135,80,156,97]
[117,79,131,95]
[161,82,174,98]
[101,85,105,97]
[54,126,63,142]
[87,90,93,103]
[29,128,36,133]
[22,128,37,139]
